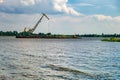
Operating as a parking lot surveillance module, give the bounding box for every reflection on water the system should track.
[0,37,120,80]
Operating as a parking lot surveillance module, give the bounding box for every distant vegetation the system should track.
[0,31,120,38]
[0,31,18,36]
[0,31,79,38]
[102,37,120,42]
[80,33,120,37]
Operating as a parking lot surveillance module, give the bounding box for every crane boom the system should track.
[26,13,49,33]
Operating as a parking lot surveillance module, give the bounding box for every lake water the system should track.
[0,37,120,80]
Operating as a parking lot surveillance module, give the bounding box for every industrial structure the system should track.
[23,13,49,33]
[16,13,80,39]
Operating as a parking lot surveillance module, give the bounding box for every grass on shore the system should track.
[102,37,120,42]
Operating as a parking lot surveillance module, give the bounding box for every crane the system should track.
[24,13,49,33]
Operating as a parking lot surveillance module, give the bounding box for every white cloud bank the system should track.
[0,0,81,16]
[1,12,120,34]
[91,15,112,20]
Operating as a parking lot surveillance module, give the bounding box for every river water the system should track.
[0,37,120,80]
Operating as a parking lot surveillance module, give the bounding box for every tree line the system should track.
[80,33,120,37]
[0,31,18,36]
[0,31,120,37]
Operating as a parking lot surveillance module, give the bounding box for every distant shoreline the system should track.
[0,31,120,38]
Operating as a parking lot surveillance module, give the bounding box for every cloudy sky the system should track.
[0,0,120,34]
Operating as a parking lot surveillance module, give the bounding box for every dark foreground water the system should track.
[0,37,120,80]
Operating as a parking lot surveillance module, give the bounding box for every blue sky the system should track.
[68,0,118,16]
[0,0,120,34]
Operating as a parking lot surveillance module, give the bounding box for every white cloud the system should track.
[21,0,35,6]
[0,0,3,3]
[78,3,95,7]
[114,16,120,21]
[91,15,112,20]
[53,0,80,16]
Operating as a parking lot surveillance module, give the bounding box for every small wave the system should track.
[0,75,13,80]
[21,73,38,78]
[21,53,36,57]
[43,64,101,79]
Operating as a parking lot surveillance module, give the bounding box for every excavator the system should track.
[23,13,49,33]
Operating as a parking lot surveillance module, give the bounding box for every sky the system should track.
[0,0,120,34]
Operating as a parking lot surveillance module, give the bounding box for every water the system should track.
[0,37,120,80]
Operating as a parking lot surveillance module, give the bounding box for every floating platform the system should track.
[16,35,81,39]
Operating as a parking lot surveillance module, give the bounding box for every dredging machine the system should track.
[16,13,80,39]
